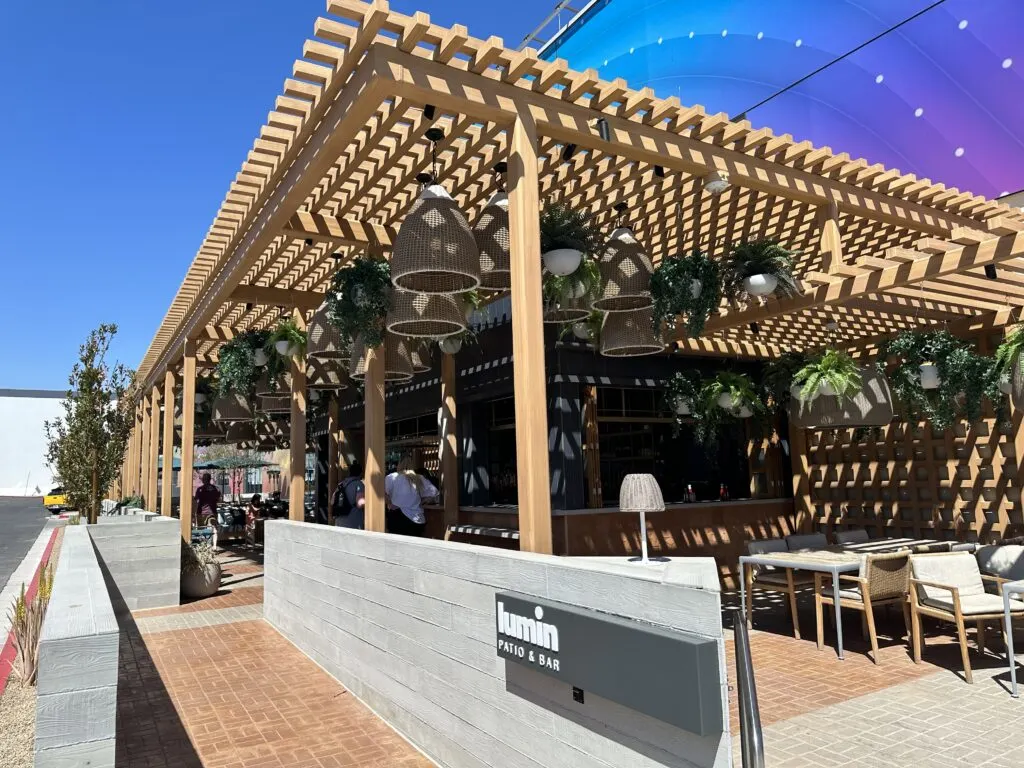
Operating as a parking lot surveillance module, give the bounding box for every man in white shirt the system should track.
[384,457,438,536]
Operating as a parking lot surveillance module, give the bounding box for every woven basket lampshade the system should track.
[226,421,258,444]
[592,227,654,312]
[409,344,431,374]
[473,191,510,290]
[348,333,414,383]
[619,473,667,564]
[306,358,349,390]
[307,301,347,360]
[600,308,664,357]
[256,418,288,443]
[194,421,227,441]
[258,395,292,415]
[543,296,591,324]
[390,184,480,295]
[211,393,254,423]
[255,371,292,397]
[386,289,466,338]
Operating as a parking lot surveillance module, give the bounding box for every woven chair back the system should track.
[865,551,910,600]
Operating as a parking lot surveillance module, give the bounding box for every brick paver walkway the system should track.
[116,549,433,768]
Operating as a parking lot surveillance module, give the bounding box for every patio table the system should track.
[1003,579,1024,697]
[739,550,861,659]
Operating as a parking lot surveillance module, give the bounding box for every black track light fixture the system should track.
[985,264,998,280]
[245,303,253,311]
[423,104,436,121]
[749,321,760,335]
[561,143,577,163]
[595,117,611,142]
[654,165,665,178]
[304,238,313,247]
[331,252,343,261]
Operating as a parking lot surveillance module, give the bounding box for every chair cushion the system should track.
[820,583,863,601]
[922,592,1024,616]
[911,553,985,603]
[834,529,870,545]
[976,544,1024,582]
[786,533,829,551]
[747,538,788,556]
[754,571,814,587]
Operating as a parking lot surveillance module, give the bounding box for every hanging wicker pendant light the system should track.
[592,208,654,312]
[194,421,226,440]
[543,296,591,324]
[348,333,415,383]
[409,344,431,374]
[474,166,510,290]
[390,128,480,295]
[306,358,349,390]
[211,393,254,423]
[386,289,466,338]
[600,308,664,357]
[307,301,347,360]
[258,395,292,415]
[255,371,292,397]
[226,421,258,444]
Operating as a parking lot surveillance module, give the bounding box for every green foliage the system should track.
[559,310,604,343]
[793,349,863,412]
[693,371,768,446]
[44,324,138,523]
[216,329,269,397]
[760,351,810,415]
[543,257,601,305]
[722,239,800,300]
[118,494,145,509]
[877,329,1001,430]
[8,573,51,687]
[268,317,307,357]
[995,325,1024,378]
[664,370,701,427]
[539,202,602,254]
[650,250,723,337]
[326,256,392,348]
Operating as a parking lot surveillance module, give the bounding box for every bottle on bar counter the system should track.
[687,484,696,503]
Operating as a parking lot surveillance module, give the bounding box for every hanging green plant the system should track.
[560,310,604,344]
[664,370,701,421]
[539,202,602,254]
[994,326,1024,393]
[267,317,307,358]
[760,351,810,415]
[722,239,800,301]
[692,371,767,445]
[543,257,601,306]
[217,330,269,396]
[650,250,722,337]
[876,329,1001,430]
[793,349,863,412]
[325,257,392,348]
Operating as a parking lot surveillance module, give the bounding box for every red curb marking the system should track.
[0,527,59,697]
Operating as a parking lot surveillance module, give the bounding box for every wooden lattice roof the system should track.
[136,0,1024,388]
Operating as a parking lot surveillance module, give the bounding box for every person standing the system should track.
[331,462,365,529]
[194,472,221,528]
[384,456,438,536]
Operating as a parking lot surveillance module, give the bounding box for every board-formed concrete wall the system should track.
[35,525,118,768]
[264,521,730,768]
[89,516,180,610]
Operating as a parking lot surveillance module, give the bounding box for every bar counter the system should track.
[425,497,796,588]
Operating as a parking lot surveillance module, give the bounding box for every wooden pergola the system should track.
[121,0,1024,549]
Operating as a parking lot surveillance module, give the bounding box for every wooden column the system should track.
[147,384,161,512]
[288,310,308,522]
[160,370,176,517]
[507,108,553,554]
[327,395,340,525]
[440,352,459,528]
[788,421,812,533]
[582,385,603,508]
[180,341,197,539]
[139,400,151,500]
[128,410,140,494]
[364,343,386,533]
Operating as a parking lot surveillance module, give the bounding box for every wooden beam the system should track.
[147,384,161,513]
[161,370,175,517]
[288,309,307,522]
[228,284,323,312]
[364,344,386,533]
[440,353,459,529]
[508,108,553,554]
[180,341,197,540]
[281,211,396,250]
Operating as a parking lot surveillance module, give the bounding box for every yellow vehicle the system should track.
[44,487,68,513]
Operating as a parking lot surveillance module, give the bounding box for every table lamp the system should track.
[619,473,668,563]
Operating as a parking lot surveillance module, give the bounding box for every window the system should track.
[244,468,262,495]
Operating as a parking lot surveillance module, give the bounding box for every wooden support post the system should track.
[288,310,308,522]
[139,397,151,504]
[161,370,176,517]
[180,341,197,540]
[327,395,340,526]
[440,353,459,529]
[147,384,161,512]
[364,343,386,533]
[129,410,140,495]
[789,421,812,533]
[819,199,843,275]
[507,108,553,554]
[582,385,603,508]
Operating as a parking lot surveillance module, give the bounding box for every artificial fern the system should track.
[722,239,800,300]
[793,349,863,412]
[539,202,602,254]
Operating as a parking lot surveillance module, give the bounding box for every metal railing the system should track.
[733,608,765,768]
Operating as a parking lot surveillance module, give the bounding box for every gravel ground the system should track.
[0,682,36,767]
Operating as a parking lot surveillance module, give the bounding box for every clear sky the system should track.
[0,0,555,390]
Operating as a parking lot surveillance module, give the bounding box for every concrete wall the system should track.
[35,526,118,768]
[89,516,180,610]
[264,521,730,768]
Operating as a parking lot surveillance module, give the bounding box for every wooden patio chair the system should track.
[814,550,910,663]
[909,552,1024,683]
[745,538,813,639]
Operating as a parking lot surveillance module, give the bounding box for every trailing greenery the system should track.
[117,494,145,509]
[326,256,392,348]
[216,329,269,397]
[268,317,307,357]
[543,256,601,306]
[44,324,138,523]
[876,329,1001,430]
[664,370,701,428]
[760,351,810,415]
[559,310,604,344]
[650,250,723,337]
[539,202,602,254]
[793,349,863,412]
[722,239,800,300]
[995,325,1024,380]
[693,371,768,445]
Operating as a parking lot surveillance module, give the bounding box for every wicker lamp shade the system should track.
[225,421,258,443]
[409,345,431,374]
[543,296,591,324]
[348,333,415,383]
[619,473,666,513]
[211,393,254,423]
[307,358,349,390]
[258,395,292,415]
[256,418,288,442]
[386,289,466,338]
[474,191,510,290]
[194,422,227,440]
[600,308,664,357]
[390,184,480,294]
[307,301,346,360]
[592,227,654,312]
[255,371,292,397]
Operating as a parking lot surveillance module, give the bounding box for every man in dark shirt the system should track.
[331,462,365,528]
[194,472,221,528]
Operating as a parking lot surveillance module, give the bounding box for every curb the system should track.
[0,527,59,697]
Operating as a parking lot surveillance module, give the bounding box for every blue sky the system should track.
[0,0,554,389]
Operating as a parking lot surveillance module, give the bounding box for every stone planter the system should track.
[181,563,222,599]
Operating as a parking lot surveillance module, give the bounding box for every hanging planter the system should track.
[600,307,664,357]
[722,239,799,301]
[474,187,511,290]
[650,250,723,338]
[792,349,863,411]
[918,363,941,390]
[255,370,292,397]
[386,289,466,338]
[268,317,306,358]
[540,202,601,277]
[664,371,700,422]
[348,333,414,383]
[438,336,462,355]
[306,358,348,390]
[995,326,1024,404]
[790,367,894,429]
[592,225,655,313]
[325,256,392,349]
[688,371,767,445]
[572,321,592,340]
[216,329,269,397]
[211,393,253,423]
[307,301,347,360]
[253,348,269,367]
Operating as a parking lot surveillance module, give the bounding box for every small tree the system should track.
[44,324,138,524]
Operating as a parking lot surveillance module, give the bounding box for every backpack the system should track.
[332,478,356,520]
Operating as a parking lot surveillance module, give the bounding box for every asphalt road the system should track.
[0,496,50,590]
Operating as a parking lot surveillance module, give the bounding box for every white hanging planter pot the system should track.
[743,273,778,297]
[999,372,1013,394]
[194,393,207,405]
[919,363,941,390]
[438,336,463,355]
[274,340,293,356]
[543,248,583,277]
[819,381,837,397]
[572,322,592,341]
[309,389,321,402]
[736,404,754,418]
[690,279,702,299]
[790,384,805,401]
[675,398,692,416]
[253,348,269,367]
[717,392,737,410]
